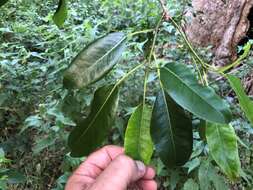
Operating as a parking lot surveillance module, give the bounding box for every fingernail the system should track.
[135,160,146,173]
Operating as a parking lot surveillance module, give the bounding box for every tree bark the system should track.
[185,0,253,66]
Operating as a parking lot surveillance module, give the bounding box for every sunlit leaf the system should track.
[68,85,119,157]
[124,104,153,164]
[206,123,241,180]
[53,0,68,27]
[227,75,253,127]
[151,90,193,168]
[63,32,126,89]
[160,63,232,124]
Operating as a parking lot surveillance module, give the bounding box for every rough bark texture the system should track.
[185,0,253,66]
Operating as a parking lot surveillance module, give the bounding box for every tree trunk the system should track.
[185,0,253,66]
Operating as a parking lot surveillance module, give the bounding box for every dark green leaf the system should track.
[0,0,8,7]
[160,63,232,124]
[68,85,119,157]
[63,32,126,89]
[206,123,241,180]
[227,75,253,127]
[124,104,153,164]
[53,0,68,27]
[151,90,193,168]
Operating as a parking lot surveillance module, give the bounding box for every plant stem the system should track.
[81,62,145,136]
[128,29,154,37]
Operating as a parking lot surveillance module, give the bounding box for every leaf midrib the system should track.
[74,86,117,145]
[162,66,225,122]
[161,90,177,162]
[85,34,126,70]
[213,124,231,177]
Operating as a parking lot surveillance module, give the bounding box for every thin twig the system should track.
[158,0,170,21]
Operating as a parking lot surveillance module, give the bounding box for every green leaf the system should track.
[183,179,199,190]
[227,75,253,127]
[184,157,200,174]
[53,0,68,27]
[32,134,56,154]
[198,159,228,190]
[2,170,26,184]
[206,123,241,180]
[63,32,126,89]
[124,104,153,164]
[0,0,8,7]
[68,84,119,157]
[160,63,232,124]
[150,90,193,168]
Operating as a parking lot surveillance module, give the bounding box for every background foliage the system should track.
[0,0,253,189]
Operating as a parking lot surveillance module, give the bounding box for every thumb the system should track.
[89,155,146,190]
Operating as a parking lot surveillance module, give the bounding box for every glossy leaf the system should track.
[227,75,253,127]
[206,123,241,180]
[63,32,126,89]
[160,63,232,124]
[53,0,68,27]
[68,85,119,157]
[151,90,193,168]
[124,104,153,164]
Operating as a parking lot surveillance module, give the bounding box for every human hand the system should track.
[65,145,157,190]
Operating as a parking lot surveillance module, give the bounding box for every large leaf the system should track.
[53,0,68,27]
[206,123,241,180]
[151,90,193,168]
[124,104,153,164]
[68,84,119,157]
[227,75,253,127]
[63,32,126,89]
[160,63,232,124]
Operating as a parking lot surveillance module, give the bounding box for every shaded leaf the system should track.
[184,157,200,174]
[206,123,241,180]
[3,170,26,184]
[0,169,26,185]
[160,63,232,124]
[227,75,253,127]
[183,179,199,190]
[64,32,126,89]
[151,90,193,168]
[198,159,228,190]
[32,135,56,154]
[0,0,8,7]
[68,85,119,157]
[53,0,68,27]
[124,104,153,164]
